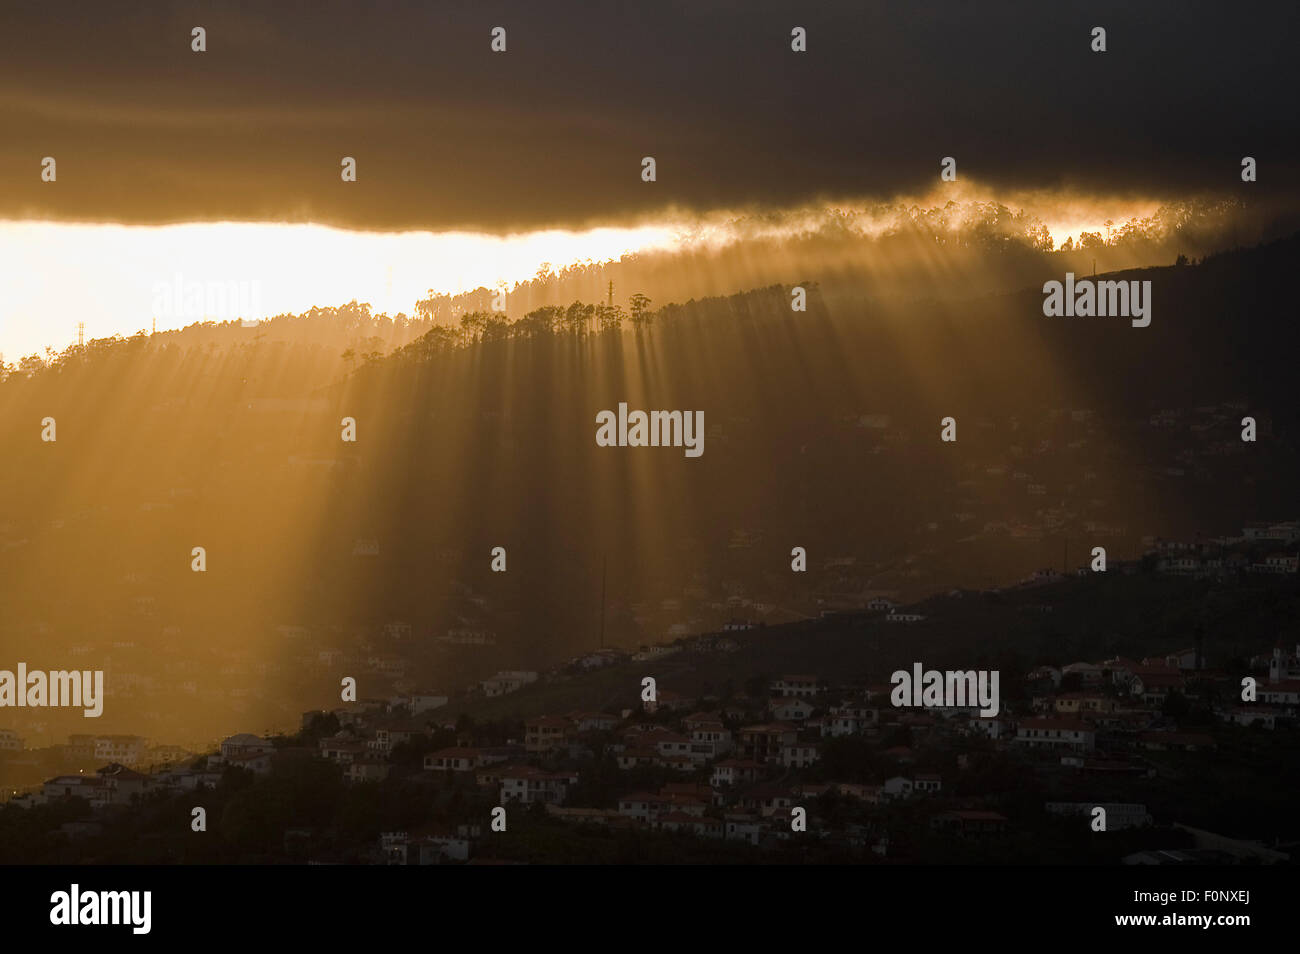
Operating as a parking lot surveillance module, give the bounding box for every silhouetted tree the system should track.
[629,293,652,326]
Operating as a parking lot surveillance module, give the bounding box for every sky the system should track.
[2,0,1295,232]
[0,220,681,358]
[0,182,1184,359]
[0,0,1296,356]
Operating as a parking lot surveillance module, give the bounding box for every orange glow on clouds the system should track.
[0,182,1186,359]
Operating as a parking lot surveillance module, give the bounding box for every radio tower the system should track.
[608,280,613,306]
[77,322,84,348]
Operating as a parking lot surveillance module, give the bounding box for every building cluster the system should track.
[5,512,1295,863]
[13,733,261,813]
[13,620,1298,863]
[1142,520,1300,578]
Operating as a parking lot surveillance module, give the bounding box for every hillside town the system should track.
[4,518,1296,863]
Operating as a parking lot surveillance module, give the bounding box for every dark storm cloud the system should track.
[0,0,1296,231]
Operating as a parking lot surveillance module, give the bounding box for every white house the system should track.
[1250,554,1298,575]
[770,697,815,721]
[480,671,539,697]
[711,758,763,788]
[770,675,820,699]
[1015,718,1096,751]
[94,735,147,766]
[415,835,470,864]
[43,775,108,806]
[724,814,764,845]
[913,773,942,795]
[227,752,273,775]
[424,748,481,772]
[220,733,274,759]
[654,733,693,761]
[967,715,1013,740]
[499,767,577,805]
[821,701,877,737]
[407,691,449,714]
[780,742,820,768]
[1061,662,1106,687]
[688,723,733,763]
[569,712,619,732]
[1268,645,1300,684]
[885,612,926,624]
[883,776,914,799]
[96,763,151,804]
[618,792,659,822]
